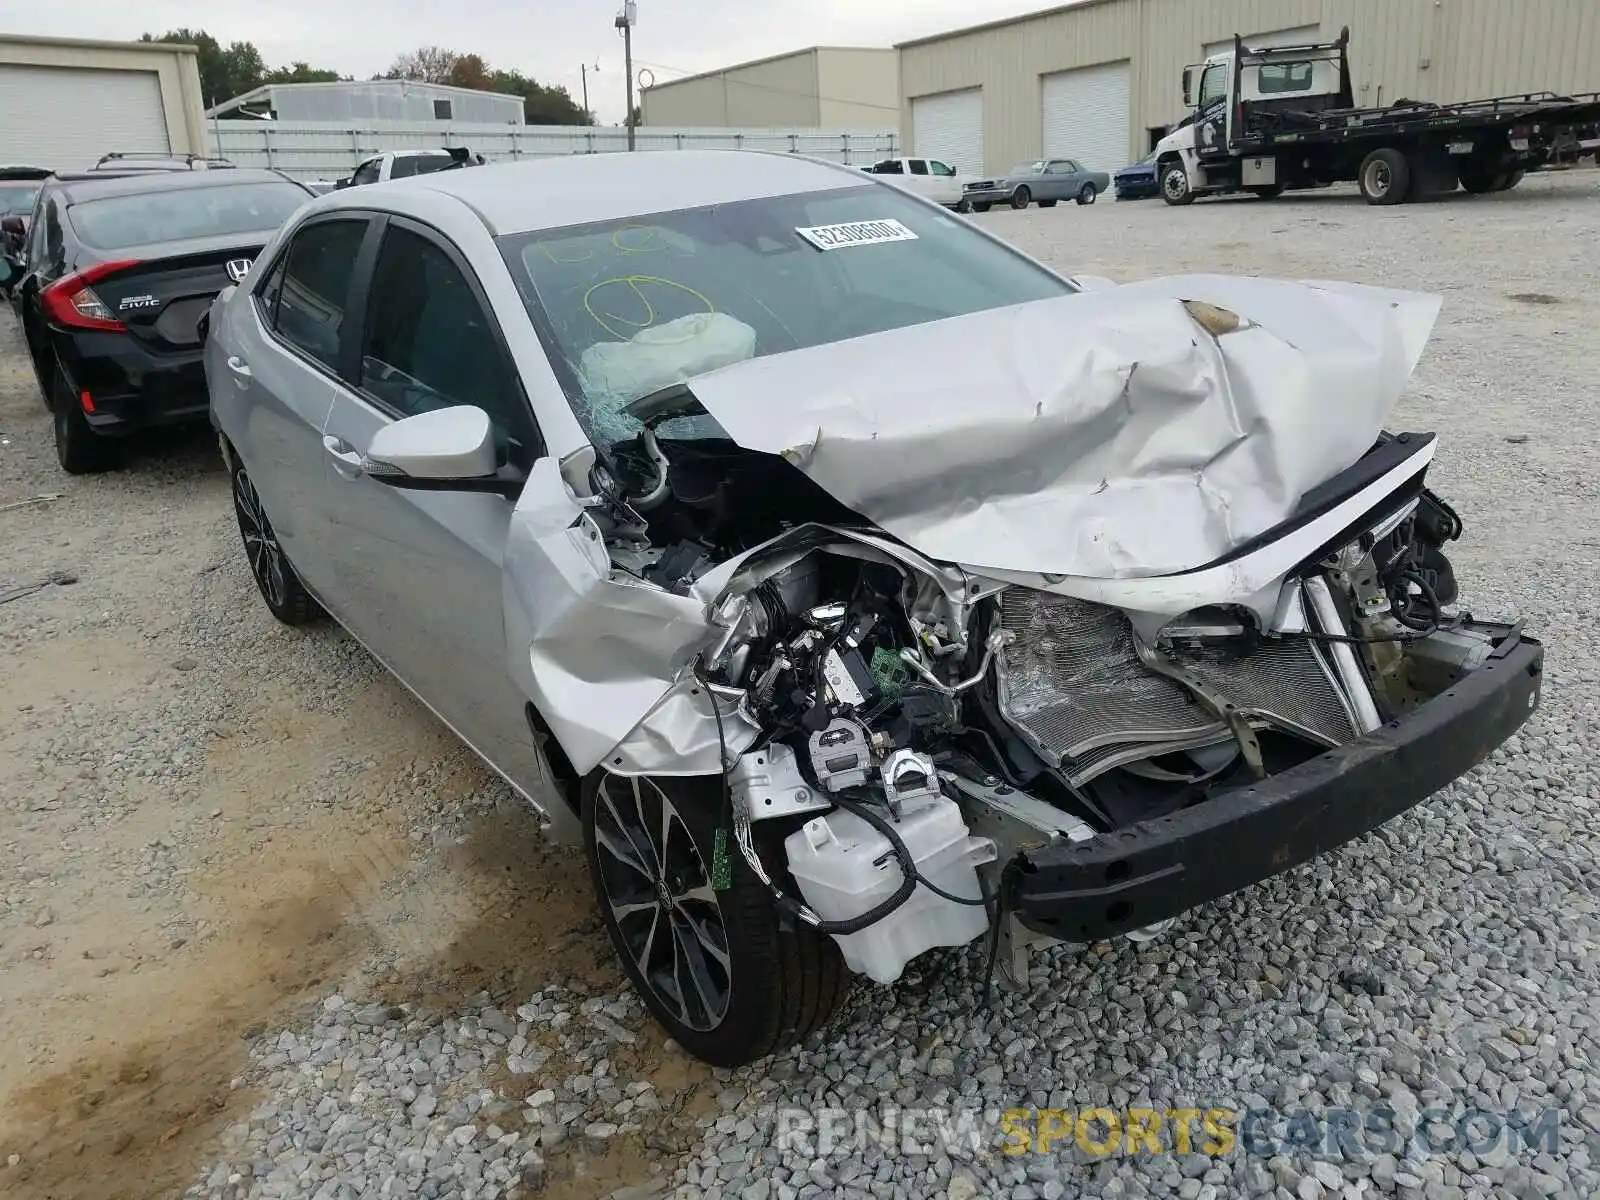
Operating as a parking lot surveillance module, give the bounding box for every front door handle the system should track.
[322,435,365,479]
[226,355,251,378]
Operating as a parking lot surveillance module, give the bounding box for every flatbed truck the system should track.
[1156,27,1600,206]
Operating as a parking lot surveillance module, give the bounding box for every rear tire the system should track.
[1159,162,1194,206]
[1358,148,1412,205]
[1457,161,1500,193]
[1010,186,1032,210]
[50,370,118,475]
[583,772,850,1067]
[230,456,322,625]
[1076,183,1098,205]
[1495,169,1526,192]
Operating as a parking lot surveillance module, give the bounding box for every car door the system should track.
[316,215,549,792]
[215,214,373,594]
[1042,160,1072,200]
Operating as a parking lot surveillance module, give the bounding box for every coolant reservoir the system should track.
[783,795,996,985]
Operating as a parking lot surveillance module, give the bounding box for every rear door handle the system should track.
[225,355,251,378]
[322,435,365,479]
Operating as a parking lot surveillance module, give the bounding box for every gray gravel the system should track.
[5,172,1599,1199]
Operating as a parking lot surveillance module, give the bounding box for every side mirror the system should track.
[1182,67,1194,107]
[362,406,502,489]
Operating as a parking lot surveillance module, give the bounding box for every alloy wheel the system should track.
[233,469,288,611]
[592,775,731,1031]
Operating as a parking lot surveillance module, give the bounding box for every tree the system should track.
[446,54,493,92]
[264,63,347,85]
[489,68,590,126]
[142,28,345,103]
[385,46,461,84]
[142,29,260,105]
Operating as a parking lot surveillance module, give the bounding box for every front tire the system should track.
[50,370,117,475]
[955,198,972,213]
[1358,148,1412,205]
[583,772,849,1067]
[1010,185,1032,210]
[971,201,991,213]
[230,457,321,625]
[1076,183,1098,205]
[1160,162,1194,206]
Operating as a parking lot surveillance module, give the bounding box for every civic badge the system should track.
[225,258,254,283]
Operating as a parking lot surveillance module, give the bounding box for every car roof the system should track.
[320,149,870,236]
[51,168,307,205]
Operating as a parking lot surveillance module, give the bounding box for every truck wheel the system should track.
[1358,148,1412,205]
[1077,183,1098,205]
[582,771,850,1067]
[955,198,973,213]
[1160,162,1194,206]
[1495,169,1526,192]
[1457,161,1499,193]
[1010,186,1032,210]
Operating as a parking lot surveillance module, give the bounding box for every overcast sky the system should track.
[10,0,1062,124]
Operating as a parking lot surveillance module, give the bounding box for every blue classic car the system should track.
[1113,151,1161,200]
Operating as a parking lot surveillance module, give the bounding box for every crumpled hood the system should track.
[685,274,1441,580]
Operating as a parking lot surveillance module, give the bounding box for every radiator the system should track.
[996,590,1358,787]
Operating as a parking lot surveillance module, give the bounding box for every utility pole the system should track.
[615,1,637,149]
[581,62,599,120]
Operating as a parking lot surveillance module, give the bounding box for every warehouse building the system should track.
[206,80,525,125]
[0,34,208,169]
[898,0,1600,176]
[640,46,898,129]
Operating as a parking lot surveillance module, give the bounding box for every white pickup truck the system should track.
[858,156,981,211]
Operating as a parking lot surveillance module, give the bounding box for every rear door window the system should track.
[270,218,368,373]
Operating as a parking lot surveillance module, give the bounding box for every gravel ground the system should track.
[2,172,1598,1200]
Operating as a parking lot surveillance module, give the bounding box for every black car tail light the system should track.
[39,259,142,332]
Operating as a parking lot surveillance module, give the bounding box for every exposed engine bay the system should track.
[576,397,1504,989]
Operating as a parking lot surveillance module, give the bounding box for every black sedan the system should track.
[8,168,312,474]
[1113,151,1161,200]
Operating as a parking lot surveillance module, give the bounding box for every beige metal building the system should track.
[898,0,1600,176]
[640,46,899,129]
[0,35,208,170]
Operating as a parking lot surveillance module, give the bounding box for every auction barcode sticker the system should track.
[795,219,919,251]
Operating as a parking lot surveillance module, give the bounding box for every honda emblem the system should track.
[225,258,254,283]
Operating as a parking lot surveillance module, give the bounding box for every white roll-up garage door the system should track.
[911,88,984,176]
[0,66,170,171]
[1041,61,1131,172]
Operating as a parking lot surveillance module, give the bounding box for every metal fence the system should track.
[208,119,901,180]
